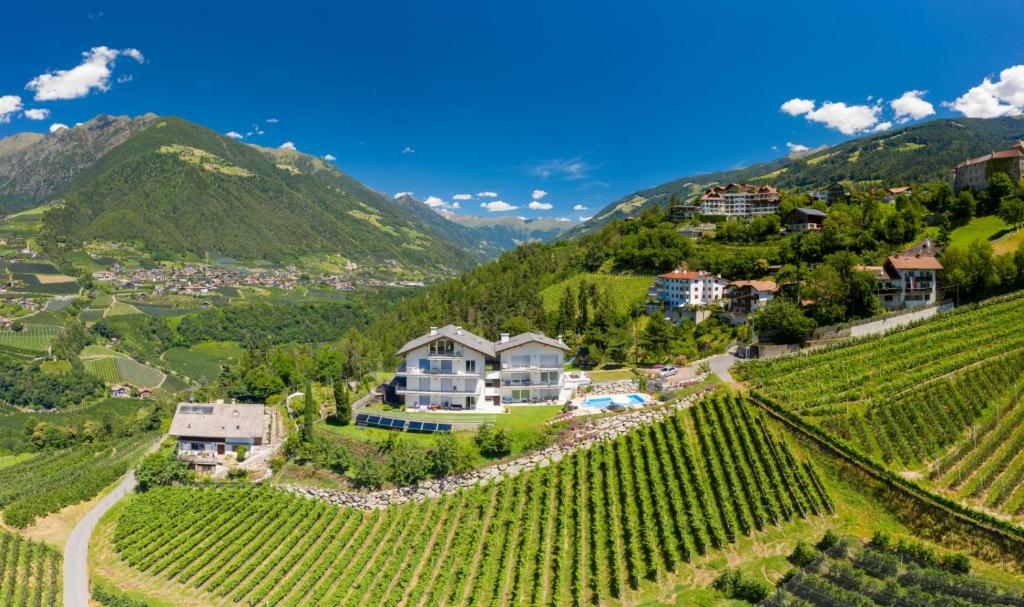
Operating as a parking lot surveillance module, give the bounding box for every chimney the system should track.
[429,326,438,336]
[456,326,463,336]
[500,333,510,344]
[557,334,563,343]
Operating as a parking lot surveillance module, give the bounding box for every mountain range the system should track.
[563,115,1024,238]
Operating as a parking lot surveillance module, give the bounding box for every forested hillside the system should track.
[566,116,1024,238]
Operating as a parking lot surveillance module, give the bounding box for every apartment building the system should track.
[646,269,729,325]
[698,183,781,219]
[394,325,569,410]
[949,141,1024,193]
[859,254,942,310]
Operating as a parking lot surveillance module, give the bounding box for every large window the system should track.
[465,360,476,373]
[429,339,456,356]
[509,354,531,369]
[540,371,559,384]
[511,389,530,402]
[539,354,560,368]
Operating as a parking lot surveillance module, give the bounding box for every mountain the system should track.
[0,114,158,211]
[444,214,571,249]
[564,115,1024,238]
[30,116,488,273]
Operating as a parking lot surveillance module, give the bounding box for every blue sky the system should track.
[2,1,1023,221]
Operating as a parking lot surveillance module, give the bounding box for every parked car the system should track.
[658,366,677,378]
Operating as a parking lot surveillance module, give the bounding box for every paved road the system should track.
[63,470,138,607]
[848,306,939,338]
[706,351,739,383]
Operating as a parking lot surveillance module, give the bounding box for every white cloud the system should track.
[401,146,415,154]
[23,108,49,120]
[394,192,414,198]
[949,65,1024,118]
[872,121,893,132]
[531,189,548,200]
[25,46,144,101]
[573,204,588,211]
[451,201,461,209]
[780,98,815,116]
[890,90,935,122]
[480,200,517,212]
[279,141,296,150]
[555,217,571,222]
[452,193,472,201]
[786,142,810,153]
[266,117,279,123]
[0,95,23,123]
[528,201,553,210]
[49,122,68,133]
[116,74,133,84]
[424,196,446,208]
[225,131,244,139]
[530,156,596,180]
[579,216,593,222]
[323,154,336,161]
[477,191,498,198]
[804,101,882,135]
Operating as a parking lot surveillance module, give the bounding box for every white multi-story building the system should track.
[699,183,780,219]
[394,325,569,410]
[859,254,942,310]
[646,270,729,325]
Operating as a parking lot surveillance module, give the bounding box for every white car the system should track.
[658,366,677,378]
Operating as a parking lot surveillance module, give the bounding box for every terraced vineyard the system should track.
[766,534,1024,606]
[81,346,168,388]
[112,393,832,606]
[0,433,158,528]
[0,323,62,353]
[0,530,62,606]
[738,293,1024,468]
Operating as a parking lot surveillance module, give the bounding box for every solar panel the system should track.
[366,415,382,426]
[407,421,423,432]
[390,418,406,428]
[355,413,369,426]
[436,423,453,433]
[422,422,437,432]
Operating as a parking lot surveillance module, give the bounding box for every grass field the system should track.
[540,272,653,315]
[947,215,1015,250]
[106,300,144,317]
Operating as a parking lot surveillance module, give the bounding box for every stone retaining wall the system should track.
[281,385,717,510]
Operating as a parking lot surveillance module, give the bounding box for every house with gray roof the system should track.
[394,324,570,411]
[170,401,267,472]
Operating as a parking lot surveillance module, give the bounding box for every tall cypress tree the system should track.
[302,381,316,443]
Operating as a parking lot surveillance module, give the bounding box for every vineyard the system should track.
[81,346,168,388]
[737,293,1024,470]
[0,397,154,454]
[0,324,62,353]
[0,432,158,528]
[112,393,832,606]
[765,534,1024,606]
[0,529,62,607]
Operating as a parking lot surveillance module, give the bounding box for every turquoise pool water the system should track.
[584,393,646,409]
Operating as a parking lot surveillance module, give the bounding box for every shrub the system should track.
[427,433,471,477]
[788,541,818,568]
[384,439,429,485]
[817,529,840,551]
[713,568,771,603]
[474,424,512,458]
[940,552,971,575]
[269,456,285,473]
[234,444,248,462]
[350,456,385,489]
[227,468,248,480]
[135,450,190,491]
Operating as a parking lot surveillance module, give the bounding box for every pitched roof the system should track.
[887,255,943,271]
[955,141,1024,168]
[856,264,900,281]
[169,402,265,439]
[729,280,779,293]
[885,187,912,195]
[787,207,827,219]
[396,324,496,357]
[494,332,570,352]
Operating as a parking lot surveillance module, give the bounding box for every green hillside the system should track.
[35,117,486,272]
[566,115,1024,238]
[540,273,653,315]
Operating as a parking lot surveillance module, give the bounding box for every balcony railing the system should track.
[399,367,475,377]
[397,385,478,395]
[502,379,562,387]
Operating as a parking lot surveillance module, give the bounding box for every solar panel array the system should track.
[354,413,452,434]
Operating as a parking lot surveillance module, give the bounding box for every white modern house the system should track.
[859,254,942,310]
[646,269,729,325]
[394,325,570,411]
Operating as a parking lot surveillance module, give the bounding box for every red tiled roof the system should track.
[729,280,779,293]
[887,255,943,271]
[955,141,1024,168]
[658,271,705,280]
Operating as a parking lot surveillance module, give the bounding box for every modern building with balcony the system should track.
[646,269,729,325]
[698,183,780,219]
[858,254,942,310]
[394,325,571,411]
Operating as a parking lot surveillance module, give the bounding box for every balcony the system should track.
[178,451,218,466]
[397,385,479,395]
[426,350,464,359]
[398,367,476,377]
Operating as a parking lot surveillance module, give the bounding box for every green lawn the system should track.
[947,215,1014,250]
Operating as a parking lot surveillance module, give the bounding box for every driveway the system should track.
[63,470,138,607]
[706,350,740,383]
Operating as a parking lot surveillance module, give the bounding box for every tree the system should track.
[753,299,815,344]
[555,286,577,336]
[640,314,674,362]
[350,456,385,489]
[301,381,316,443]
[428,432,471,477]
[989,171,1015,202]
[136,450,190,491]
[474,424,512,458]
[950,190,977,225]
[333,380,352,425]
[998,197,1024,230]
[234,444,248,462]
[384,439,430,485]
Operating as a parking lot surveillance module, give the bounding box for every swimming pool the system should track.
[584,393,647,409]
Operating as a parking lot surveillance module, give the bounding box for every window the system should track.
[465,359,476,373]
[440,378,454,392]
[429,339,456,356]
[418,358,429,371]
[190,442,203,451]
[440,360,453,373]
[540,371,559,384]
[511,389,530,402]
[539,354,560,368]
[418,378,430,391]
[509,354,530,368]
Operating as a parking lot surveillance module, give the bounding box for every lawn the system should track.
[540,272,653,315]
[947,215,1014,250]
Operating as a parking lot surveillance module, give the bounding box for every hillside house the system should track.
[110,385,131,398]
[824,182,851,203]
[646,270,729,325]
[784,208,826,232]
[724,280,779,323]
[859,254,942,310]
[949,141,1024,193]
[394,325,570,410]
[883,186,912,203]
[170,402,267,473]
[698,184,780,219]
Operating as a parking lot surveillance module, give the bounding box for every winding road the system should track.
[63,470,138,607]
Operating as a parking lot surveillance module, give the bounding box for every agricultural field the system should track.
[0,432,157,528]
[541,272,654,315]
[0,397,155,454]
[81,345,168,388]
[0,323,62,353]
[110,393,831,606]
[767,534,1024,606]
[161,340,242,383]
[737,292,1024,523]
[0,529,62,607]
